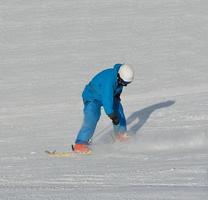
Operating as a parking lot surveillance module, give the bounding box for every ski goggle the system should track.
[117,74,131,86]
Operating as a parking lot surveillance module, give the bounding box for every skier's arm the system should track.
[102,77,117,117]
[115,101,127,132]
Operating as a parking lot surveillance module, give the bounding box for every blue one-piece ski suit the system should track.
[75,64,127,144]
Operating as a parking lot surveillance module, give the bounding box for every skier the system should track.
[72,64,134,153]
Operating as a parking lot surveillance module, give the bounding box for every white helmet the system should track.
[118,64,134,82]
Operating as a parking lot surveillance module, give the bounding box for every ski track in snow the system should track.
[0,0,208,199]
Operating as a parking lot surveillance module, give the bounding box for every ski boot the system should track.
[72,144,92,154]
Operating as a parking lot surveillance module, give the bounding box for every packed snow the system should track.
[0,0,208,199]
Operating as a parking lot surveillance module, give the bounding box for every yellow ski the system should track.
[45,149,92,157]
[45,150,75,157]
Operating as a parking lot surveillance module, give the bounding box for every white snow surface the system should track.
[1,0,208,199]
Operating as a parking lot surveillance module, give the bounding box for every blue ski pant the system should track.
[75,99,127,144]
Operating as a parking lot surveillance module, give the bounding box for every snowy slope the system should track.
[0,0,208,199]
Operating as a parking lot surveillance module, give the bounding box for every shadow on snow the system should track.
[127,100,175,135]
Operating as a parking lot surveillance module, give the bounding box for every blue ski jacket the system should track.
[82,64,123,115]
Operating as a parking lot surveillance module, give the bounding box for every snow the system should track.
[0,0,208,199]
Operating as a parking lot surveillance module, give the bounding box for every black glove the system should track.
[108,112,119,125]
